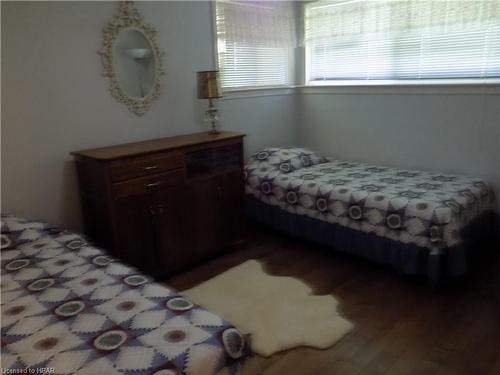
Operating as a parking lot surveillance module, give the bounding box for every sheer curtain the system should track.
[305,0,500,82]
[216,1,296,89]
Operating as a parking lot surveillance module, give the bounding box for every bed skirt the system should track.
[246,196,498,284]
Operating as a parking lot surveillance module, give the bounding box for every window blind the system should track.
[305,0,500,83]
[215,1,296,90]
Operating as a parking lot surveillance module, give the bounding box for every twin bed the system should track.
[245,147,497,285]
[1,215,247,374]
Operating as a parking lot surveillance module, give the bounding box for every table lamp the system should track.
[197,70,223,135]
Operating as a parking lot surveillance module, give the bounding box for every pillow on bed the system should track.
[250,147,328,173]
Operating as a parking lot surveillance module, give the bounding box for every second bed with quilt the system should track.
[0,215,247,374]
[245,147,497,284]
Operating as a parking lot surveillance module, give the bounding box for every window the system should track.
[305,0,500,84]
[215,1,296,90]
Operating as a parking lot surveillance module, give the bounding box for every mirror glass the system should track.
[114,29,156,99]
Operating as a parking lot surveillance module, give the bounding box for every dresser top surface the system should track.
[71,131,245,161]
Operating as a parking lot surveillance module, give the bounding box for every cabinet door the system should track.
[113,193,156,273]
[152,185,191,273]
[184,176,225,260]
[218,170,245,245]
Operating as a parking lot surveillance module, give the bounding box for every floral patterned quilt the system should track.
[245,147,496,250]
[0,215,246,375]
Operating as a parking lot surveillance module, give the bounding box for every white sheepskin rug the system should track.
[182,260,354,357]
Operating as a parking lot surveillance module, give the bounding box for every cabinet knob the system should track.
[144,181,162,188]
[143,165,159,171]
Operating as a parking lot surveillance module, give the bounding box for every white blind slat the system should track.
[216,1,294,89]
[305,0,500,82]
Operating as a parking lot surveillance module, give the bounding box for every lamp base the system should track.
[209,121,220,135]
[204,98,220,135]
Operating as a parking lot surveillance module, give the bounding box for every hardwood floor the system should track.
[166,226,500,375]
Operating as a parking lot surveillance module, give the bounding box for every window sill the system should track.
[217,82,500,98]
[299,80,500,95]
[220,86,296,100]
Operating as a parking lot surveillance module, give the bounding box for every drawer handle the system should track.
[143,165,159,171]
[144,181,162,188]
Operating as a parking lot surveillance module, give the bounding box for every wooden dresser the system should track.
[71,131,245,277]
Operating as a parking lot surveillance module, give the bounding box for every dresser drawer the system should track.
[109,152,184,182]
[112,169,185,199]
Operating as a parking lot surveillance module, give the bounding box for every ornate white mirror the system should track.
[99,1,164,116]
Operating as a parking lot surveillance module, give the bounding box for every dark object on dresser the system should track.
[71,131,246,277]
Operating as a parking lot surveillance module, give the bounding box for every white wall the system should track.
[1,1,299,230]
[299,89,500,209]
[3,1,497,231]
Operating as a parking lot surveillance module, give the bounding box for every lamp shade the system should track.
[197,70,222,99]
